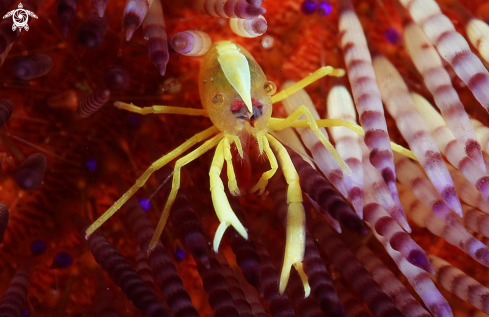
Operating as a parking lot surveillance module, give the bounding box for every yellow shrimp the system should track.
[85,41,414,296]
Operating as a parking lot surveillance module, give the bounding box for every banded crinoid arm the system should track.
[311,221,404,317]
[194,0,265,20]
[403,22,485,170]
[57,0,77,37]
[338,0,399,203]
[0,99,13,128]
[376,233,453,317]
[123,199,199,317]
[85,229,169,317]
[77,10,108,49]
[394,152,459,217]
[399,0,489,113]
[13,54,52,81]
[354,245,431,317]
[327,85,364,217]
[123,0,153,41]
[197,256,241,317]
[428,254,489,313]
[285,146,366,233]
[470,118,489,156]
[171,30,212,57]
[361,143,411,232]
[333,280,371,317]
[280,81,362,216]
[0,260,32,316]
[0,203,8,243]
[134,246,155,289]
[398,184,489,266]
[363,192,434,273]
[229,15,267,38]
[462,204,489,238]
[142,0,169,76]
[447,163,489,214]
[90,0,108,17]
[466,18,489,65]
[373,55,462,216]
[411,93,489,204]
[77,89,110,118]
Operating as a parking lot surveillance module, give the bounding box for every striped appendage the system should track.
[398,185,489,267]
[363,192,433,273]
[312,221,404,317]
[338,3,398,203]
[354,245,431,317]
[378,235,453,317]
[135,246,155,289]
[123,200,199,317]
[0,99,13,128]
[403,22,485,170]
[394,154,458,218]
[85,230,169,317]
[411,93,489,204]
[447,163,489,214]
[91,0,108,17]
[77,89,110,118]
[362,144,410,232]
[194,0,266,20]
[171,30,212,57]
[13,54,53,81]
[218,258,255,317]
[0,262,31,316]
[373,55,462,216]
[466,18,489,65]
[142,0,168,76]
[77,10,108,49]
[462,204,489,238]
[333,281,371,317]
[399,0,489,113]
[0,203,8,242]
[197,256,240,317]
[285,148,366,233]
[123,0,152,41]
[230,15,267,38]
[429,254,489,313]
[254,239,296,317]
[285,268,326,317]
[471,118,489,156]
[57,0,77,37]
[15,153,47,191]
[327,85,364,217]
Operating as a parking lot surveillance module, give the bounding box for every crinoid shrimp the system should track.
[85,41,411,295]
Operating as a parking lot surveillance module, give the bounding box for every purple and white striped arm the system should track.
[394,153,460,218]
[429,254,489,314]
[462,204,489,238]
[403,22,484,170]
[327,85,364,216]
[354,244,431,317]
[470,118,489,156]
[466,19,489,65]
[338,0,398,203]
[447,163,489,214]
[363,192,432,273]
[399,0,489,113]
[142,0,169,76]
[373,55,461,216]
[362,143,410,232]
[171,30,212,57]
[411,93,489,205]
[398,184,489,267]
[194,0,265,20]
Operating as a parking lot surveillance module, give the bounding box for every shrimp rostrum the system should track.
[86,41,362,295]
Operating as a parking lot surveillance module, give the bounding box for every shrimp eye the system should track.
[212,93,225,105]
[264,81,277,95]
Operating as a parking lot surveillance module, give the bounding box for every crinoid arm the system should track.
[269,105,351,174]
[271,66,345,104]
[85,125,219,238]
[268,117,417,161]
[148,133,225,251]
[251,131,278,195]
[114,101,209,117]
[210,138,249,252]
[266,133,310,297]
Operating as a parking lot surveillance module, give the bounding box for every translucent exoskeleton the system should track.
[85,41,413,295]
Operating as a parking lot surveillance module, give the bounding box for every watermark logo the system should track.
[3,3,38,32]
